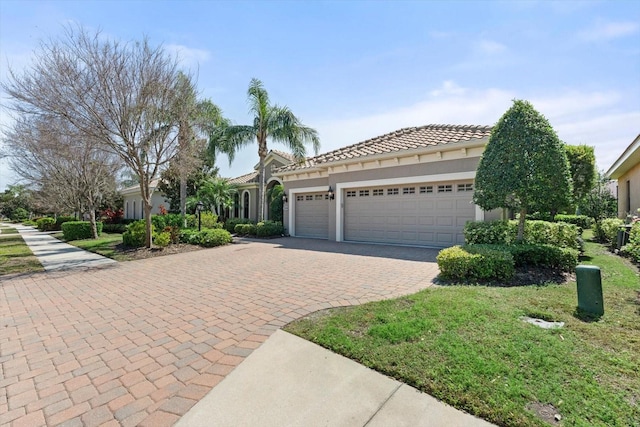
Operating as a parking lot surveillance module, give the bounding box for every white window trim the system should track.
[287,186,328,237]
[335,171,477,241]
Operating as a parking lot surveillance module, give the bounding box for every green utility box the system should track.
[576,265,604,316]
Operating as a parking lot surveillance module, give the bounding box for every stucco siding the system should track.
[617,162,640,218]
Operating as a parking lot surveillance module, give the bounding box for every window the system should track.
[387,188,399,195]
[315,194,324,200]
[140,200,144,219]
[458,183,473,192]
[133,201,136,219]
[346,190,356,198]
[296,195,304,201]
[373,189,384,196]
[234,193,240,218]
[125,201,129,218]
[402,187,415,195]
[438,185,452,193]
[359,190,370,197]
[419,186,433,194]
[305,195,313,201]
[243,192,250,218]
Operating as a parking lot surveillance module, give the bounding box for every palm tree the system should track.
[188,176,237,219]
[223,78,320,221]
[173,73,229,226]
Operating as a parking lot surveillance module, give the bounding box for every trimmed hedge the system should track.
[437,245,515,282]
[225,218,254,233]
[235,223,257,236]
[153,231,171,247]
[473,243,578,272]
[55,216,77,230]
[620,222,640,263]
[188,228,232,247]
[151,213,185,231]
[36,217,56,231]
[61,221,103,240]
[554,214,592,230]
[102,223,127,233]
[464,220,580,250]
[256,221,285,237]
[594,218,624,248]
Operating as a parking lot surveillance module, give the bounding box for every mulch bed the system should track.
[114,243,206,260]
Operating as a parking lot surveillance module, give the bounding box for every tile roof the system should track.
[270,149,297,162]
[277,124,492,172]
[227,171,259,185]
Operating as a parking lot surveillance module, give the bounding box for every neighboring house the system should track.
[120,180,170,220]
[606,133,640,219]
[274,124,502,248]
[227,150,295,221]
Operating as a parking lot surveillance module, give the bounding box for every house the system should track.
[227,150,295,221]
[120,180,170,219]
[274,124,502,248]
[606,133,640,219]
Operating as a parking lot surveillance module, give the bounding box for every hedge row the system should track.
[178,228,232,247]
[61,221,103,240]
[234,221,285,237]
[593,218,625,248]
[464,220,581,250]
[620,221,640,264]
[437,243,579,282]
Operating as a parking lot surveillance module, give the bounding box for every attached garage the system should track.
[343,181,475,247]
[294,192,329,239]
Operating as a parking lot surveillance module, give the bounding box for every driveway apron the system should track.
[0,238,439,426]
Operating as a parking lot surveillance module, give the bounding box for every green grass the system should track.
[54,232,132,262]
[0,225,44,275]
[286,235,640,427]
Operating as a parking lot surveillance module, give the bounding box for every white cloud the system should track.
[475,39,507,55]
[430,80,467,97]
[164,44,211,70]
[578,21,640,42]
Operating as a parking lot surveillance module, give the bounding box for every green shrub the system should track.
[36,217,56,231]
[554,214,592,230]
[464,221,512,245]
[102,223,127,233]
[122,220,151,248]
[61,221,103,240]
[179,228,197,244]
[190,228,232,247]
[225,218,254,233]
[620,222,640,263]
[55,216,77,230]
[464,220,579,250]
[151,213,185,231]
[22,220,37,226]
[594,218,625,248]
[238,223,257,236]
[164,226,180,244]
[153,231,171,247]
[476,244,578,272]
[11,208,29,221]
[256,221,285,237]
[437,245,514,282]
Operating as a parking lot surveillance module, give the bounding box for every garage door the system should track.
[344,182,474,247]
[295,192,329,239]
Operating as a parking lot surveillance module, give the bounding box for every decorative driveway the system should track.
[1,238,440,426]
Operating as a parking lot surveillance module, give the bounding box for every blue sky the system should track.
[1,0,639,191]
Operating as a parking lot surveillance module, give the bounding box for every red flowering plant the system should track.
[101,208,124,224]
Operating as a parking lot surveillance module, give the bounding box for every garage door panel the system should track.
[344,181,475,247]
[295,192,328,239]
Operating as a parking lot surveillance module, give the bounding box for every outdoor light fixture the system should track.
[196,201,204,231]
[328,186,335,200]
[282,193,288,203]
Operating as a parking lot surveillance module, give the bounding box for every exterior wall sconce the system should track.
[282,193,288,203]
[328,186,335,200]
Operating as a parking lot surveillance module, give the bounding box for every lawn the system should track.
[285,236,640,427]
[0,225,44,275]
[53,232,132,262]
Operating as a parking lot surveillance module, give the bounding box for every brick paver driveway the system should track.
[1,238,440,426]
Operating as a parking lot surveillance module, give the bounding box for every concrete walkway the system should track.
[5,223,116,271]
[1,229,496,426]
[177,330,494,427]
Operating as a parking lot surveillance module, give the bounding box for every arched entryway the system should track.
[265,178,283,221]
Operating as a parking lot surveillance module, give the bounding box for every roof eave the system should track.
[606,134,640,179]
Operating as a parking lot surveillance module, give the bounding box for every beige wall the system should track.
[617,162,640,218]
[123,191,169,219]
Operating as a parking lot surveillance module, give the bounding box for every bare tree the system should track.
[3,114,120,238]
[2,26,181,247]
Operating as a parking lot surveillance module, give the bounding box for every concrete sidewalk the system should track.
[4,222,116,271]
[177,330,495,427]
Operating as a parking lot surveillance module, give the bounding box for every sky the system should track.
[1,0,639,191]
